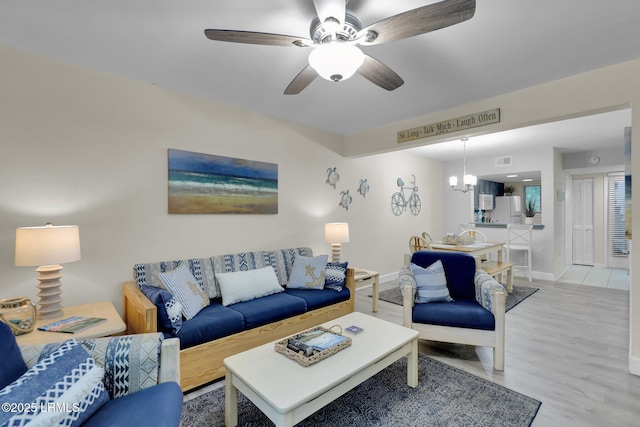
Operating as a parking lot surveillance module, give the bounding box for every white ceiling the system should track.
[1,0,638,157]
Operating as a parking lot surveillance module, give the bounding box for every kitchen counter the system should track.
[471,223,545,230]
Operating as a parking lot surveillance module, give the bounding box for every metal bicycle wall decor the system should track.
[391,174,421,216]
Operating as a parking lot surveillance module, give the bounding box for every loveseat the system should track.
[123,247,355,391]
[0,321,182,426]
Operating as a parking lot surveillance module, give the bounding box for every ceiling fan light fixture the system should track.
[308,43,364,82]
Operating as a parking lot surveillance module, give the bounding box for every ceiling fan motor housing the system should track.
[310,12,362,43]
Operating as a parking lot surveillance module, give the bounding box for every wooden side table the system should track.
[15,301,126,346]
[354,269,380,312]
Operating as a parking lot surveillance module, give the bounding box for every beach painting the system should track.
[168,149,278,214]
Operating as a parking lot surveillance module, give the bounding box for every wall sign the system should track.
[397,108,501,144]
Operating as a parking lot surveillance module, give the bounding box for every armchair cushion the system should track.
[0,339,109,426]
[82,382,183,427]
[412,299,495,331]
[410,260,453,303]
[0,321,27,389]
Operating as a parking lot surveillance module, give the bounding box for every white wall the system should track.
[442,145,557,279]
[0,45,442,313]
[343,59,640,374]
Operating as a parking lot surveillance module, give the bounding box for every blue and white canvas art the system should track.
[168,149,278,214]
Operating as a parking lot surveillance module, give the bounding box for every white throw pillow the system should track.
[159,264,210,320]
[216,266,284,306]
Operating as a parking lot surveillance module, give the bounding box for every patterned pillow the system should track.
[411,260,454,303]
[140,285,183,334]
[0,339,109,426]
[287,255,328,290]
[159,264,210,320]
[325,262,348,292]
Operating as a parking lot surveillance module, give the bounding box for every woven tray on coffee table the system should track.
[275,325,351,367]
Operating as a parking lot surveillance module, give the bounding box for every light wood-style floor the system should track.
[356,278,640,426]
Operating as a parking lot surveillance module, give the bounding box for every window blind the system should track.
[607,172,628,258]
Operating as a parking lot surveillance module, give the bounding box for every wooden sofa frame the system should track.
[123,268,355,392]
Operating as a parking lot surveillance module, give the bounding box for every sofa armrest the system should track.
[474,269,507,315]
[123,280,158,334]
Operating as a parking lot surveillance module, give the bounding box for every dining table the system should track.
[428,241,505,267]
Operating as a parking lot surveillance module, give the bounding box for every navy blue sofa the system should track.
[0,322,183,426]
[401,250,507,370]
[123,247,355,391]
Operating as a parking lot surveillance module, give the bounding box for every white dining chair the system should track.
[506,224,533,282]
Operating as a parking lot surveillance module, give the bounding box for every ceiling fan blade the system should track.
[358,54,404,91]
[358,0,475,46]
[312,0,346,25]
[284,65,318,95]
[204,29,313,47]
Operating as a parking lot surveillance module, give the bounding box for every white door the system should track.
[572,178,594,265]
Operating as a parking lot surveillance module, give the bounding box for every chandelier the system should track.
[449,138,477,193]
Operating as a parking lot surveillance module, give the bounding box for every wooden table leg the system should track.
[372,274,380,313]
[407,338,418,388]
[225,373,238,427]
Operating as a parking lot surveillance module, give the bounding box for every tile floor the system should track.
[558,265,629,291]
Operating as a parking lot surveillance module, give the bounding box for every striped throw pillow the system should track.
[159,264,210,320]
[410,260,454,303]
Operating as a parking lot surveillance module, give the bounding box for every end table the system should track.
[15,301,126,346]
[354,269,380,312]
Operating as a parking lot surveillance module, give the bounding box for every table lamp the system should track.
[324,222,349,263]
[15,223,81,319]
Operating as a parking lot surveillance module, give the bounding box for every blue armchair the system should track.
[1,321,183,426]
[401,250,507,370]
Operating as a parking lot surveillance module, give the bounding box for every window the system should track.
[524,185,541,213]
[608,172,628,257]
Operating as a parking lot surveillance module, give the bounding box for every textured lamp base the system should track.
[35,264,64,319]
[331,243,342,263]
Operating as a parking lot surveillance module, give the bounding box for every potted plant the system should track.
[524,197,536,224]
[503,185,515,196]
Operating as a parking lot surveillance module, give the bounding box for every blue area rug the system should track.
[181,354,540,426]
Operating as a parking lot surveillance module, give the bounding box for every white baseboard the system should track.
[380,272,398,284]
[629,354,640,377]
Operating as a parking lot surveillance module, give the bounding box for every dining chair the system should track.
[459,229,488,242]
[506,223,533,282]
[409,235,431,254]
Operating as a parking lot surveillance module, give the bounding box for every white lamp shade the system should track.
[15,224,81,267]
[449,176,458,187]
[324,222,350,244]
[309,43,364,82]
[464,174,477,186]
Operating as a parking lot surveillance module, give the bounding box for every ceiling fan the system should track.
[204,0,475,95]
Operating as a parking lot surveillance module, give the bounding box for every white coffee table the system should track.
[224,312,419,427]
